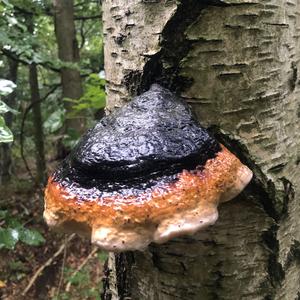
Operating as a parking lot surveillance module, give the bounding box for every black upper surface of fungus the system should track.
[53,84,221,198]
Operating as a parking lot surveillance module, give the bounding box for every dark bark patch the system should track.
[123,70,142,97]
[289,62,297,92]
[262,225,285,289]
[114,33,126,45]
[101,253,134,300]
[139,0,206,93]
[115,252,134,300]
[210,262,224,300]
[151,251,163,271]
[101,259,112,300]
[285,240,300,270]
[268,163,286,173]
[279,178,295,218]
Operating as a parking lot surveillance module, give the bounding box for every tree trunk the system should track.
[29,62,46,185]
[0,58,18,184]
[53,0,85,136]
[102,1,300,299]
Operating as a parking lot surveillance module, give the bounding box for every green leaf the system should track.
[0,210,7,220]
[6,217,22,228]
[0,100,18,114]
[19,228,45,246]
[0,116,13,143]
[66,268,89,285]
[8,260,27,272]
[0,79,16,96]
[67,74,106,116]
[63,128,80,149]
[0,100,10,114]
[44,108,65,133]
[1,0,13,8]
[63,97,79,104]
[0,228,19,249]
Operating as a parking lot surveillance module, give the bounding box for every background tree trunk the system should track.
[28,62,46,185]
[26,17,47,185]
[0,58,18,184]
[53,0,85,137]
[102,1,300,299]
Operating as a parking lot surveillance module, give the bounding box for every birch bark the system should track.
[102,1,300,299]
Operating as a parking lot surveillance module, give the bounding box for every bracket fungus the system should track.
[44,84,252,251]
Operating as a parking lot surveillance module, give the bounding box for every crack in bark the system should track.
[138,0,259,94]
[139,1,221,93]
[262,225,285,296]
[279,178,295,219]
[209,126,281,220]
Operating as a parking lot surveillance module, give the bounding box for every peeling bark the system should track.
[102,0,300,299]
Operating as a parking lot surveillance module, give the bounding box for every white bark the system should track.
[102,1,300,299]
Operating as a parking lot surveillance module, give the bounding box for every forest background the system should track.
[0,1,106,299]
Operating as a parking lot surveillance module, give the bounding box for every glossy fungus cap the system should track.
[44,84,252,251]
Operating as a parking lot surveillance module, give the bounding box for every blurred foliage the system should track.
[0,0,105,297]
[0,209,45,249]
[0,79,16,97]
[0,115,13,142]
[0,0,104,157]
[44,106,65,134]
[67,74,106,116]
[51,263,104,300]
[0,78,17,143]
[62,127,81,149]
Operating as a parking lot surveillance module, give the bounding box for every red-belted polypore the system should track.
[44,84,253,251]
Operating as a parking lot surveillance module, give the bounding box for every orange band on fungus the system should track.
[44,146,252,251]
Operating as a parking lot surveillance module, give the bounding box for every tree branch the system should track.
[74,0,101,8]
[19,83,60,181]
[13,4,53,17]
[22,234,76,296]
[1,49,60,73]
[79,20,86,50]
[74,14,102,21]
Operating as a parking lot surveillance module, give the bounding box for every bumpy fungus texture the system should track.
[44,84,253,251]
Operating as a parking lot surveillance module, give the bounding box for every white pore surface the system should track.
[89,207,219,251]
[91,226,153,252]
[153,208,219,244]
